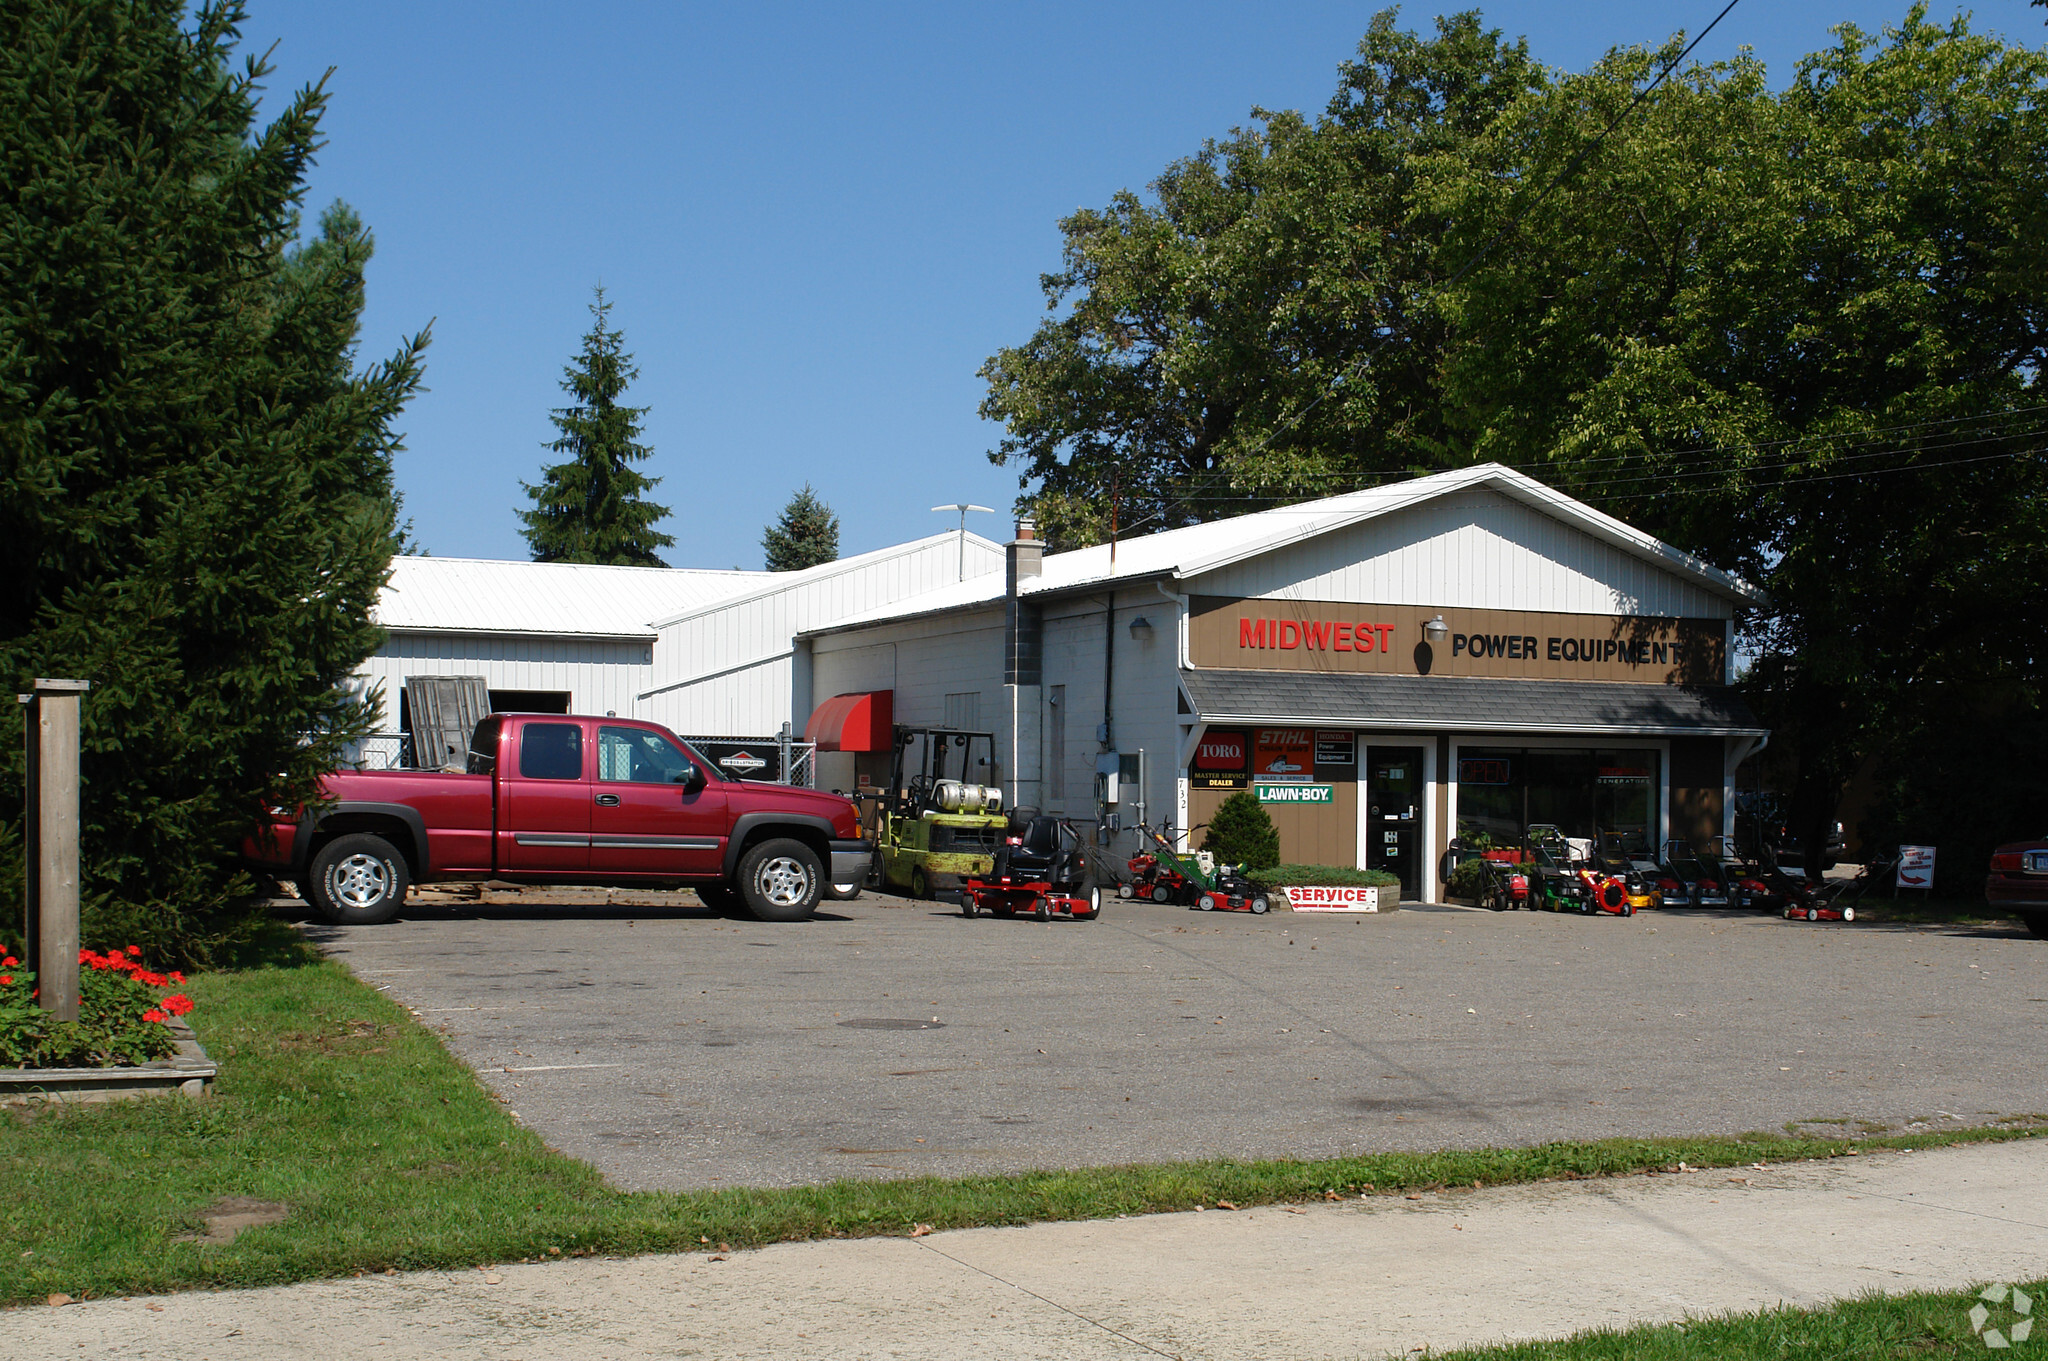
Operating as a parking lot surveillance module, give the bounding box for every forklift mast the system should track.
[886,725,998,818]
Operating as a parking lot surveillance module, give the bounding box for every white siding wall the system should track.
[1187,489,1734,618]
[642,537,1003,734]
[1035,588,1182,829]
[810,606,1008,775]
[358,632,654,727]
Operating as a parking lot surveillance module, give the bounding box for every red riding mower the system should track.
[1122,848,1195,904]
[959,812,1102,921]
[1125,824,1271,912]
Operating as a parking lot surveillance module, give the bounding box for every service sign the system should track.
[1284,884,1383,913]
[1253,728,1315,782]
[1897,845,1936,890]
[1256,782,1334,804]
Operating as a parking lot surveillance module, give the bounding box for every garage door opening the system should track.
[488,690,571,714]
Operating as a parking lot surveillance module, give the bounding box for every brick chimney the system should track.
[1004,517,1042,686]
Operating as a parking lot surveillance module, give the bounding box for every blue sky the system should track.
[243,1,2044,568]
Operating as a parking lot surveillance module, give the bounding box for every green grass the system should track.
[1,927,2042,1304]
[1432,1279,2048,1358]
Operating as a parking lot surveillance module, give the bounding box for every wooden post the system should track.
[22,678,89,1023]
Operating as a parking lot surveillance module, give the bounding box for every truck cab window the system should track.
[518,722,583,780]
[598,725,695,785]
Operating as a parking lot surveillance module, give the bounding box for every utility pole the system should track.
[21,679,89,1023]
[929,504,993,580]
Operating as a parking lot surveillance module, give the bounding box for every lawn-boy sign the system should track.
[1284,884,1383,912]
[1255,783,1334,804]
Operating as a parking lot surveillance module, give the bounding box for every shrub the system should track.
[1247,863,1400,890]
[1446,857,1495,899]
[1202,792,1281,871]
[0,947,193,1069]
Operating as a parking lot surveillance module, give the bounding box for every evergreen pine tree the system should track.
[0,1,428,958]
[1202,791,1281,871]
[519,288,673,566]
[761,484,841,571]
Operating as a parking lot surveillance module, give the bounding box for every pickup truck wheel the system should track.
[738,838,822,922]
[308,833,410,926]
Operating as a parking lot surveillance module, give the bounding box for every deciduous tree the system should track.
[981,7,2048,871]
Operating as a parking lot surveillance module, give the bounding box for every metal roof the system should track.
[375,556,766,639]
[648,531,1002,628]
[1179,668,1765,737]
[804,463,1764,637]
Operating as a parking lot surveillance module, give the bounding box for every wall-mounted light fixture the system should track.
[1128,616,1155,642]
[1423,614,1449,642]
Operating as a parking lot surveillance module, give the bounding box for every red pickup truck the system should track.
[245,713,871,925]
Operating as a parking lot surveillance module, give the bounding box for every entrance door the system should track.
[1367,746,1424,900]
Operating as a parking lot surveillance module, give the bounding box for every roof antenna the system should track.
[930,504,993,580]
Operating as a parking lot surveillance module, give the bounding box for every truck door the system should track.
[590,724,727,876]
[501,719,590,872]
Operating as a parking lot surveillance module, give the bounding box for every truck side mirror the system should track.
[678,763,708,794]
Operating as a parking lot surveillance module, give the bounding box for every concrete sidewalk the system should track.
[8,1139,2047,1359]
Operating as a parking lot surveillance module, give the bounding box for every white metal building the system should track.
[795,464,1768,901]
[350,531,1002,765]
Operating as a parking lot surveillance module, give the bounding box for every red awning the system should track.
[804,690,893,752]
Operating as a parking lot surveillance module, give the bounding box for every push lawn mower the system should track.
[1770,847,1891,925]
[1474,854,1532,911]
[1594,832,1665,911]
[1127,824,1271,913]
[1531,826,1622,912]
[1661,839,1730,908]
[1700,836,1766,910]
[958,812,1101,921]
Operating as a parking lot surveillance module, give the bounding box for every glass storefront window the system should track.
[1455,746,1660,845]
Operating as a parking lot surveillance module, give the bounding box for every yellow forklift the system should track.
[863,725,1006,898]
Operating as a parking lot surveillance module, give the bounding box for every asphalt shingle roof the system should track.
[1179,669,1764,736]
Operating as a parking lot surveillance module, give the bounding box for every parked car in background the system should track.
[243,714,870,925]
[1986,837,2048,939]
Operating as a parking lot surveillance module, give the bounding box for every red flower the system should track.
[126,945,143,957]
[136,971,168,988]
[161,995,194,1017]
[168,972,185,984]
[2,956,16,967]
[141,1009,168,1024]
[0,975,12,986]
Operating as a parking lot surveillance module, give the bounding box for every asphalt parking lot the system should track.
[308,890,2048,1192]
